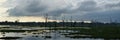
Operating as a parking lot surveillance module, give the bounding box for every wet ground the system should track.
[0,25,118,40]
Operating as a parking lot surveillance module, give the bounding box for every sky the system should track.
[0,0,120,22]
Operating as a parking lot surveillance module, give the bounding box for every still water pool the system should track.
[0,25,113,40]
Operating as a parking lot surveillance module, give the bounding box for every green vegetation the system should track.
[50,26,120,39]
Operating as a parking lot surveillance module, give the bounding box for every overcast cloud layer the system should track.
[3,0,120,22]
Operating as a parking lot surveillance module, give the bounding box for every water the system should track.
[0,25,105,40]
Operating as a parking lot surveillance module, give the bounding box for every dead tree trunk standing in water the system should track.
[70,16,73,27]
[62,16,65,27]
[43,13,49,40]
[44,13,48,27]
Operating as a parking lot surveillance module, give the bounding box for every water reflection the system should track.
[0,25,108,40]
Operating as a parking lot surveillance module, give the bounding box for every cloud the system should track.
[105,2,120,9]
[5,0,120,22]
[7,0,47,16]
[79,9,120,22]
[78,1,98,11]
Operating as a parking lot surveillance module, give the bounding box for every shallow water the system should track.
[0,25,105,40]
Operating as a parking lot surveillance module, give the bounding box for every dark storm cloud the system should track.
[105,2,120,8]
[7,0,120,22]
[78,9,120,22]
[25,1,46,13]
[78,1,99,12]
[8,0,47,16]
[8,0,98,17]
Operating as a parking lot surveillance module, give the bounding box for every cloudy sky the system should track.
[0,0,120,22]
